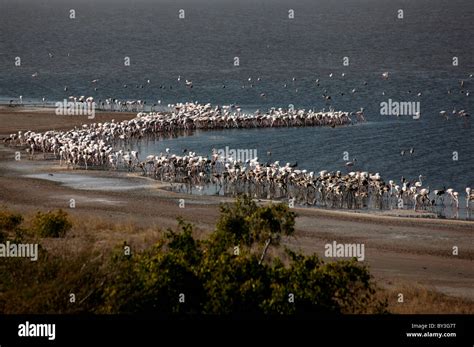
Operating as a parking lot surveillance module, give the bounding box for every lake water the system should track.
[1,0,473,214]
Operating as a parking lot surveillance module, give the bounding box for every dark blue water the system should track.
[0,0,473,196]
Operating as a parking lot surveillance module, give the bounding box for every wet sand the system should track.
[0,106,135,136]
[1,108,473,306]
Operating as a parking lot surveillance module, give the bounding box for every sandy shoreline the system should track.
[0,106,136,136]
[1,108,473,306]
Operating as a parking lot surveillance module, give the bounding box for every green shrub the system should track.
[101,219,206,314]
[0,210,24,231]
[1,197,386,315]
[102,196,383,315]
[32,209,72,238]
[0,210,24,242]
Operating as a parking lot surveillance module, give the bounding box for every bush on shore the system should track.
[0,197,386,314]
[32,209,72,238]
[0,209,24,242]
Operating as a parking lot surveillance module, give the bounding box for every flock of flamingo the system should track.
[4,102,474,215]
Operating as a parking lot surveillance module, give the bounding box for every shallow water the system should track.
[160,180,474,221]
[24,173,152,191]
[126,121,473,219]
[20,163,474,220]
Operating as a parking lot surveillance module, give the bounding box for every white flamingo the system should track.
[466,187,473,208]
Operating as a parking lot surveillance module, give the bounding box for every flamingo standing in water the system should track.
[413,188,430,210]
[466,187,473,208]
[446,189,459,208]
[345,158,357,169]
[415,175,423,188]
[433,188,446,205]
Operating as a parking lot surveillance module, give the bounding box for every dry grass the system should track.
[71,216,162,250]
[378,284,474,314]
[2,207,473,314]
